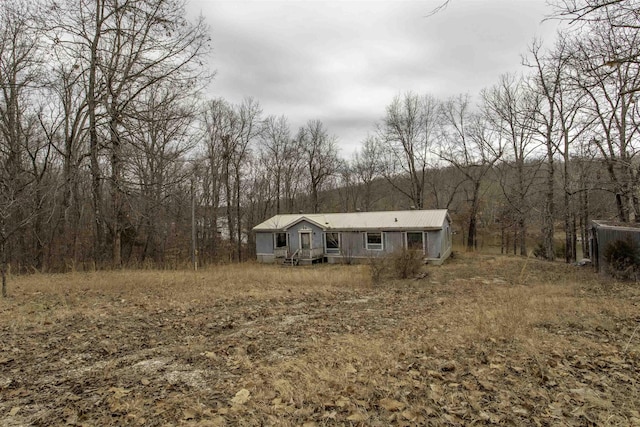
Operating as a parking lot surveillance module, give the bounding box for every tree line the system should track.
[1,0,639,283]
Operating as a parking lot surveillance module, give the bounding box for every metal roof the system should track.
[252,209,450,232]
[592,220,640,231]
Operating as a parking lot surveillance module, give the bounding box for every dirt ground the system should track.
[1,254,639,426]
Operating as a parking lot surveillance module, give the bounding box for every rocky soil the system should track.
[1,257,639,426]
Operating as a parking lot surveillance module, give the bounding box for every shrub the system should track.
[603,239,640,280]
[533,241,565,260]
[532,242,547,259]
[368,249,426,285]
[391,249,424,279]
[368,255,387,286]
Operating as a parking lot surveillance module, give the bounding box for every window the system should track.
[406,232,424,251]
[275,232,288,248]
[365,232,383,250]
[325,232,340,254]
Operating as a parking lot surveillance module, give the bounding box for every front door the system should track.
[300,231,311,257]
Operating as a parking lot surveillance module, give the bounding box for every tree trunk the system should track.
[519,217,527,256]
[235,170,242,262]
[88,1,104,267]
[1,264,6,298]
[110,116,122,267]
[466,181,480,251]
[543,147,555,260]
[1,239,6,297]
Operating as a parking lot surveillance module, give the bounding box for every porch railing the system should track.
[301,248,324,259]
[275,247,324,259]
[275,247,288,258]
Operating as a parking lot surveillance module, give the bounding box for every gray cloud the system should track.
[189,0,560,157]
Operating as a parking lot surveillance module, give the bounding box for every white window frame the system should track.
[324,232,341,254]
[274,232,288,249]
[365,231,384,251]
[405,231,425,252]
[299,230,312,250]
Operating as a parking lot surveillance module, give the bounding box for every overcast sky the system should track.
[187,0,561,156]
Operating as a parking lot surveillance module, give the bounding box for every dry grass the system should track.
[1,254,639,426]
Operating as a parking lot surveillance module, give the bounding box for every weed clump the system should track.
[368,249,425,284]
[391,249,423,279]
[368,256,387,286]
[532,241,565,260]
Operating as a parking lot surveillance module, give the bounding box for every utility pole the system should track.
[1,236,6,298]
[191,173,198,271]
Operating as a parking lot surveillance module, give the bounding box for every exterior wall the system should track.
[425,230,441,258]
[255,215,453,264]
[592,225,640,273]
[427,216,452,264]
[338,231,368,259]
[287,220,324,251]
[256,253,276,263]
[385,232,404,253]
[328,229,453,262]
[330,231,394,259]
[254,221,325,263]
[256,232,274,255]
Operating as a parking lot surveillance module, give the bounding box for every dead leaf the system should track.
[183,408,197,420]
[347,412,368,421]
[427,369,444,380]
[478,380,495,392]
[334,396,350,408]
[9,406,20,416]
[379,398,405,412]
[402,409,417,421]
[513,406,529,416]
[108,387,130,399]
[322,411,337,419]
[198,416,226,427]
[511,365,525,374]
[230,388,250,405]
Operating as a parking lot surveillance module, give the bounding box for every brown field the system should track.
[1,253,639,426]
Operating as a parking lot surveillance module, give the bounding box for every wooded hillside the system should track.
[1,0,639,272]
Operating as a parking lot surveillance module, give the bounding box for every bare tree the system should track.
[231,98,262,261]
[259,115,299,214]
[575,24,640,222]
[201,98,261,261]
[482,74,541,256]
[202,99,231,260]
[378,92,439,209]
[438,94,503,250]
[48,0,211,266]
[125,84,196,264]
[552,0,639,29]
[297,119,340,213]
[525,37,590,262]
[38,60,91,268]
[335,158,358,212]
[0,0,44,293]
[352,135,382,211]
